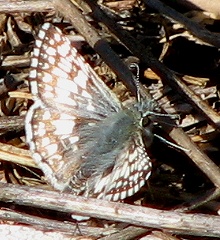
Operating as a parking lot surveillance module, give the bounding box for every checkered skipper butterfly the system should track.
[25,23,153,201]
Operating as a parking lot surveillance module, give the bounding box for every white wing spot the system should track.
[60,113,76,120]
[42,137,50,147]
[69,136,79,144]
[44,84,53,92]
[38,30,46,39]
[47,46,56,56]
[42,63,50,70]
[44,91,54,98]
[59,79,78,93]
[58,42,71,57]
[54,33,61,42]
[49,39,55,45]
[29,69,37,79]
[48,56,55,65]
[30,80,38,94]
[46,143,58,156]
[33,48,40,57]
[74,70,87,89]
[112,192,120,201]
[35,39,42,48]
[31,58,38,68]
[58,61,71,73]
[42,111,51,120]
[53,120,75,135]
[42,72,53,83]
[52,67,68,79]
[42,22,50,30]
[82,90,92,99]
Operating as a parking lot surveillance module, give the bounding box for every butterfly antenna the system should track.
[154,134,189,152]
[129,62,141,103]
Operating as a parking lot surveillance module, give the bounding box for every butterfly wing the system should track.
[29,23,121,119]
[26,23,122,191]
[89,131,152,201]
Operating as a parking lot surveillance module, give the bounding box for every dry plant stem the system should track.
[148,231,180,240]
[168,126,220,187]
[0,142,36,168]
[99,226,149,240]
[150,184,220,212]
[177,187,220,212]
[1,183,220,237]
[100,228,179,240]
[2,55,30,68]
[0,209,112,237]
[145,0,220,47]
[0,116,24,131]
[0,225,76,240]
[0,209,78,233]
[0,1,54,13]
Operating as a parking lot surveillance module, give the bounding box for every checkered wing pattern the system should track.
[25,23,152,201]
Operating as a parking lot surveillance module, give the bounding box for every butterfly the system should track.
[25,23,153,201]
